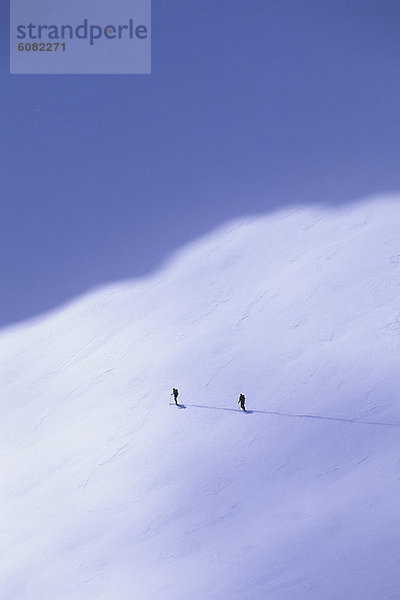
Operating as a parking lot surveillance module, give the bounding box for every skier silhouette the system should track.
[172,388,179,405]
[238,393,246,411]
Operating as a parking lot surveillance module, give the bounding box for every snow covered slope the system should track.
[1,197,400,600]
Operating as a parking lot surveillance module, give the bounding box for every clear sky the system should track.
[1,0,400,327]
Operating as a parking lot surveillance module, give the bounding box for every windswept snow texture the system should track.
[1,197,400,600]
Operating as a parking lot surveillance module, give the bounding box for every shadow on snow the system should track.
[186,405,400,428]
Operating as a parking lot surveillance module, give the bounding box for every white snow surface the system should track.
[1,197,400,600]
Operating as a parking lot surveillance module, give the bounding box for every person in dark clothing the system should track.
[238,393,246,411]
[172,388,179,405]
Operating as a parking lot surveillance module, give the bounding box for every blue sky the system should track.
[1,0,400,327]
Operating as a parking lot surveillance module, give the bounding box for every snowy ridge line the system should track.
[1,198,400,600]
